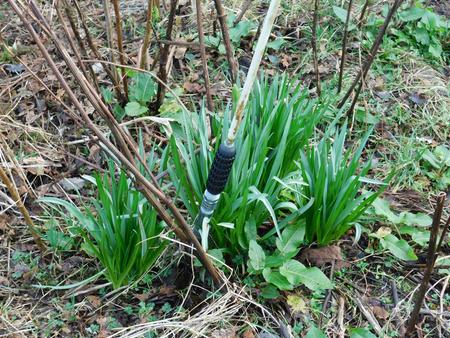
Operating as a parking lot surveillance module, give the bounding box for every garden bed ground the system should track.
[0,0,449,337]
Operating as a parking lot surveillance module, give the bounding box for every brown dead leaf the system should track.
[159,285,176,296]
[183,81,203,93]
[299,245,349,270]
[133,292,151,302]
[0,275,9,286]
[242,328,255,338]
[86,295,102,308]
[174,46,187,59]
[0,215,10,232]
[281,54,291,68]
[211,327,236,338]
[22,156,54,176]
[318,65,330,74]
[372,305,389,320]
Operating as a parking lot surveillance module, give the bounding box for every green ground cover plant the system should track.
[164,74,326,255]
[40,163,167,288]
[293,123,387,246]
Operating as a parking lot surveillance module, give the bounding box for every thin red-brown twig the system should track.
[311,0,321,96]
[195,0,215,112]
[358,0,371,28]
[213,0,237,83]
[139,0,154,69]
[406,192,447,336]
[337,0,404,111]
[0,165,46,252]
[234,0,252,25]
[112,0,129,100]
[156,0,178,111]
[102,0,120,86]
[55,1,98,90]
[8,0,222,285]
[67,0,124,102]
[337,0,354,94]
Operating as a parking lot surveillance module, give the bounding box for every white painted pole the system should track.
[226,0,282,144]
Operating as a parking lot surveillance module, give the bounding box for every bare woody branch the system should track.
[338,0,404,111]
[155,0,178,112]
[311,0,321,96]
[8,0,222,285]
[213,0,237,83]
[112,0,129,100]
[195,0,215,112]
[337,0,353,94]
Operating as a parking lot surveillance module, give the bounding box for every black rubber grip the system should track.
[206,143,236,195]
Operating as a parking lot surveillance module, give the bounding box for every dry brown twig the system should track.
[406,192,449,336]
[7,0,222,285]
[156,0,178,112]
[195,0,215,112]
[311,0,321,96]
[112,0,129,100]
[213,0,237,83]
[358,0,371,28]
[338,0,404,115]
[65,0,124,101]
[139,0,154,69]
[0,163,46,252]
[234,0,253,25]
[337,0,354,94]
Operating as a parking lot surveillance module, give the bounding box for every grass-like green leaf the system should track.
[293,123,388,246]
[40,162,167,288]
[164,74,325,253]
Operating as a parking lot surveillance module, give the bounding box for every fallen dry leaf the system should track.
[0,275,10,286]
[183,81,203,93]
[211,327,236,338]
[0,215,10,231]
[300,245,349,269]
[174,46,187,59]
[242,328,255,338]
[372,305,390,320]
[86,295,102,308]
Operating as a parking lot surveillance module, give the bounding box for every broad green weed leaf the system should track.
[332,6,356,30]
[280,259,333,291]
[372,198,401,223]
[333,6,348,23]
[267,38,285,50]
[306,325,327,338]
[260,284,280,299]
[399,7,426,22]
[248,240,265,271]
[101,86,114,104]
[265,255,286,268]
[263,268,293,290]
[229,20,254,43]
[125,102,148,117]
[276,223,305,257]
[129,72,156,104]
[380,234,418,261]
[400,226,430,246]
[349,328,377,338]
[400,211,432,227]
[429,38,442,58]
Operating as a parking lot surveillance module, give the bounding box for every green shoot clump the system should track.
[164,74,326,254]
[41,163,167,288]
[296,123,386,246]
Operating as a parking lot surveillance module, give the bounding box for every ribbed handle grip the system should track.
[206,143,236,195]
